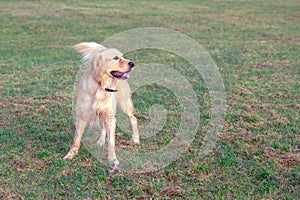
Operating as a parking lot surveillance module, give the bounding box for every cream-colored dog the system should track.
[63,42,139,166]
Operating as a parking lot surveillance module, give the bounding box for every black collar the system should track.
[105,88,118,92]
[95,78,118,92]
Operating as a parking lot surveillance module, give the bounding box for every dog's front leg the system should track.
[105,114,118,163]
[125,104,139,144]
[129,114,139,144]
[97,120,106,146]
[117,95,140,144]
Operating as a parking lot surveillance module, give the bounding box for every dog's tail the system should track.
[73,42,106,61]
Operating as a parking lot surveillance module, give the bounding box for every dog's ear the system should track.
[92,54,103,69]
[90,53,105,81]
[73,42,106,61]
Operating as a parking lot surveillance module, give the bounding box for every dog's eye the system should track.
[113,56,119,60]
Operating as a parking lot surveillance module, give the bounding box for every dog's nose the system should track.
[128,61,134,69]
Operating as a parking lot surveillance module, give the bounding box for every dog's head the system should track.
[74,42,134,87]
[99,48,134,80]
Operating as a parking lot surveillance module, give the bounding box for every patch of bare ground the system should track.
[0,94,70,127]
[0,1,65,17]
[222,90,299,168]
[264,146,299,168]
[1,94,68,113]
[237,59,299,70]
[257,38,300,43]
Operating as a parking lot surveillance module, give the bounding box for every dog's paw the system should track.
[109,159,121,174]
[108,153,119,164]
[63,149,78,160]
[132,136,140,144]
[97,137,106,146]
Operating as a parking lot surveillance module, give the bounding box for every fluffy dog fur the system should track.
[63,42,139,164]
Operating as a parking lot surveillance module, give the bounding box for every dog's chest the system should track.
[92,89,116,116]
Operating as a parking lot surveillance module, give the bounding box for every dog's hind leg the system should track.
[63,118,87,160]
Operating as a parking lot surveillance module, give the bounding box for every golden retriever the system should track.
[63,42,139,167]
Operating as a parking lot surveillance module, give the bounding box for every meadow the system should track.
[0,0,299,199]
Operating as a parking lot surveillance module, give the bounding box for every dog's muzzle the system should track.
[111,61,134,80]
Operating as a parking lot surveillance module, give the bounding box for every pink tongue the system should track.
[122,73,130,79]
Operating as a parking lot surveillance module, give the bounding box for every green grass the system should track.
[1,0,299,199]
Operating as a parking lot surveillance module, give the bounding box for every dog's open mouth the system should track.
[111,71,131,79]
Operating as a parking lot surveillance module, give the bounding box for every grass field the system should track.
[1,0,299,199]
